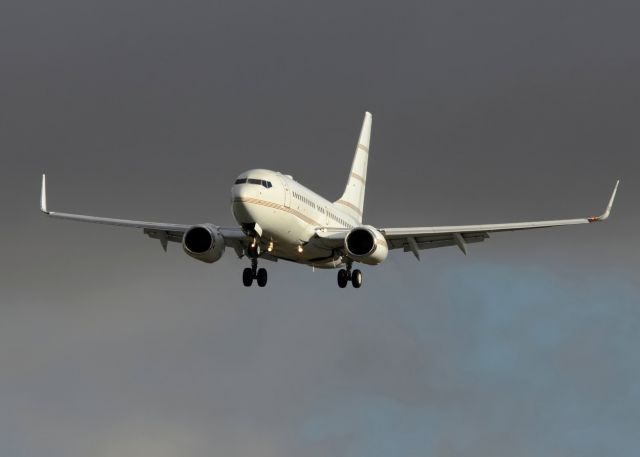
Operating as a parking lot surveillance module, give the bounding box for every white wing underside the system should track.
[316,181,619,259]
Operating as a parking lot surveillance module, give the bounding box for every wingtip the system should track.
[588,179,619,222]
[40,173,48,214]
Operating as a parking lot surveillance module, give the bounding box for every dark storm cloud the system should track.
[1,0,639,456]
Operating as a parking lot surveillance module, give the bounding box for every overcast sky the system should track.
[1,0,639,456]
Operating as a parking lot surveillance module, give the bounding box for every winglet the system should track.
[40,174,49,214]
[589,180,619,222]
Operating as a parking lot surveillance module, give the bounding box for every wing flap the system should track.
[392,232,488,252]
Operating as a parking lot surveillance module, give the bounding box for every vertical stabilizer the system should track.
[334,112,372,224]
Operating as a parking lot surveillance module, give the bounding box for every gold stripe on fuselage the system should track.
[234,197,324,227]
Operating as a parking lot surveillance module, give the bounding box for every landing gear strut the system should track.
[243,241,268,287]
[337,262,362,289]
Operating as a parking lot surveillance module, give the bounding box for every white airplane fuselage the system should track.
[231,168,357,268]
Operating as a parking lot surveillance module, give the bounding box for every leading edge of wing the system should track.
[41,173,190,232]
[380,180,620,238]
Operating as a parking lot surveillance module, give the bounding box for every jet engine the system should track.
[182,224,225,263]
[344,225,388,265]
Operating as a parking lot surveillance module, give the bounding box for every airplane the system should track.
[40,112,619,288]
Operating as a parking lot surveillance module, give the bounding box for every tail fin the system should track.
[334,111,372,224]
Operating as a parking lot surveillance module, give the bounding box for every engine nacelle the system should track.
[344,225,388,265]
[182,224,225,263]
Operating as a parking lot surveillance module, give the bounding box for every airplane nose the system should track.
[232,184,248,200]
[231,185,254,224]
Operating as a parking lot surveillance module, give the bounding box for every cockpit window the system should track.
[236,178,272,188]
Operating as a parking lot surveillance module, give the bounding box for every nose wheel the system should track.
[242,243,268,287]
[256,268,268,287]
[243,267,254,286]
[337,264,362,288]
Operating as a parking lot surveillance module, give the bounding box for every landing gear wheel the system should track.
[337,269,348,288]
[256,268,268,287]
[242,267,254,287]
[351,269,363,288]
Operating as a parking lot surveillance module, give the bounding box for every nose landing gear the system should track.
[242,241,268,287]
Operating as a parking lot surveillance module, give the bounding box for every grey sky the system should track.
[1,0,639,456]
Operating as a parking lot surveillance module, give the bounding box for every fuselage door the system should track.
[280,177,291,208]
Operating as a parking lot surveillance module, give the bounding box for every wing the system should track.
[379,181,619,259]
[40,174,247,253]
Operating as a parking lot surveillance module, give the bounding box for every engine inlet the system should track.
[346,228,375,256]
[184,226,213,253]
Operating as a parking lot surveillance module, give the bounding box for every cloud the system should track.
[3,261,638,457]
[296,264,640,456]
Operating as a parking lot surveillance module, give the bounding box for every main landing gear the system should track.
[337,263,362,289]
[243,241,268,287]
